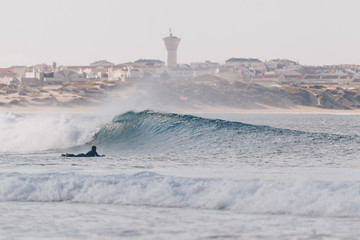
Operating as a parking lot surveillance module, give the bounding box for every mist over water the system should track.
[101,79,298,114]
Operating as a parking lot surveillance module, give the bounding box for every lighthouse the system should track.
[162,29,181,68]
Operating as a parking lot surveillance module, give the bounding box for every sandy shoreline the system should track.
[3,104,360,115]
[180,105,360,115]
[0,105,96,114]
[3,79,360,116]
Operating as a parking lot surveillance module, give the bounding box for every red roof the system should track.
[0,68,16,74]
[72,84,97,89]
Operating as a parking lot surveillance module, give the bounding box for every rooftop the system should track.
[0,68,16,74]
[226,58,262,63]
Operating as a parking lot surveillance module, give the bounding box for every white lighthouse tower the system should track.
[162,29,181,68]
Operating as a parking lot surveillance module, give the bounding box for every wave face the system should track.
[1,171,359,218]
[90,111,358,165]
[1,110,358,167]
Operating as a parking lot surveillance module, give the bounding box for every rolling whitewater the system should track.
[1,110,360,239]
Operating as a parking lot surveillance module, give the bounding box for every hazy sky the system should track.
[1,0,359,67]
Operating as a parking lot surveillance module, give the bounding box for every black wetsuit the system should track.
[84,149,100,157]
[65,149,100,157]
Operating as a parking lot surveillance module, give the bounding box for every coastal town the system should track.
[1,32,360,109]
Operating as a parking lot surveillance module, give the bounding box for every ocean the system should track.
[1,110,360,239]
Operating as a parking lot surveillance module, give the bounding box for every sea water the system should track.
[0,110,360,239]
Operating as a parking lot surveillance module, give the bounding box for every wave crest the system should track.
[1,171,359,218]
[89,111,356,162]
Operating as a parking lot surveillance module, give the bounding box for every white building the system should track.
[108,68,127,82]
[20,67,44,86]
[44,70,85,85]
[0,68,17,79]
[303,71,350,84]
[0,77,19,86]
[225,58,263,68]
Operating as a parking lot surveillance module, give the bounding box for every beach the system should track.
[3,103,360,115]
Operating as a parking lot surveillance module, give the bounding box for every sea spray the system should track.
[0,112,110,153]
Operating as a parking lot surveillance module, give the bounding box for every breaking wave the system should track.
[1,171,359,218]
[88,111,357,162]
[0,110,357,162]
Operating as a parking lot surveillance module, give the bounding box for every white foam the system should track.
[0,112,111,153]
[1,171,359,218]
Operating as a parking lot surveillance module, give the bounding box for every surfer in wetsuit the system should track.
[61,146,105,157]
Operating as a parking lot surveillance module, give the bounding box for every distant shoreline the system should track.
[3,104,360,115]
[3,78,360,115]
[179,105,360,115]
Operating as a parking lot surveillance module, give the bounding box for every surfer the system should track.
[61,146,105,157]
